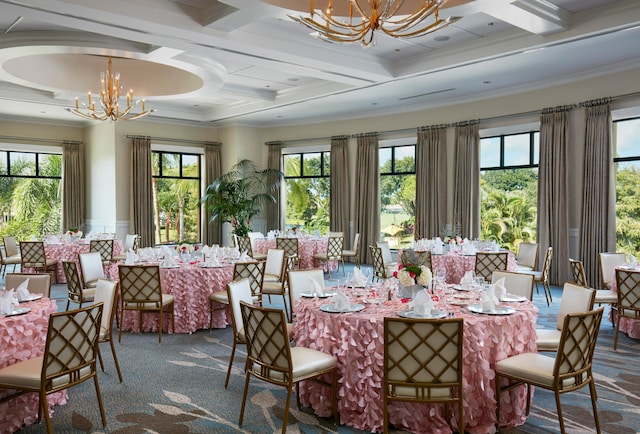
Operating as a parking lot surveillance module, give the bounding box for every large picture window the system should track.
[0,150,62,238]
[152,151,201,244]
[480,132,539,251]
[379,145,415,249]
[613,117,640,256]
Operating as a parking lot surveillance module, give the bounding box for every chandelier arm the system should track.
[382,15,460,39]
[384,3,439,27]
[291,16,370,39]
[122,109,156,121]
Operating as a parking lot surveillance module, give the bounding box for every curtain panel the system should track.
[330,135,351,246]
[61,141,85,232]
[452,121,480,239]
[131,136,154,248]
[538,106,573,285]
[202,143,222,246]
[266,142,283,232]
[415,125,448,240]
[353,133,380,264]
[579,99,614,287]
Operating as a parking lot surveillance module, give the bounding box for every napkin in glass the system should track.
[629,255,637,269]
[206,255,222,267]
[481,289,499,312]
[0,289,18,314]
[460,271,474,290]
[409,290,434,315]
[330,292,351,312]
[125,249,140,265]
[310,278,324,296]
[352,267,367,286]
[491,277,507,301]
[162,256,177,267]
[200,245,210,258]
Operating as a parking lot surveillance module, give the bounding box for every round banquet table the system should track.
[43,239,123,283]
[293,288,538,434]
[253,237,338,271]
[119,262,234,334]
[0,297,67,433]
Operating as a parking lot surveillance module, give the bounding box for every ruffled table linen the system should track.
[42,239,123,283]
[0,297,67,433]
[118,262,234,334]
[253,237,338,271]
[610,278,640,339]
[293,289,538,434]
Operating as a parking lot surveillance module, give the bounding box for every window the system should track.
[480,132,539,251]
[379,145,415,249]
[0,150,62,238]
[613,117,640,256]
[284,151,330,234]
[151,151,201,244]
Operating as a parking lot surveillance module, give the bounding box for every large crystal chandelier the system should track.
[289,0,462,47]
[65,57,155,121]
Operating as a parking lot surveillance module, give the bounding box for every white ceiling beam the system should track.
[483,0,570,35]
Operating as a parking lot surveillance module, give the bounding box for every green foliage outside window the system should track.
[285,153,330,233]
[616,164,640,256]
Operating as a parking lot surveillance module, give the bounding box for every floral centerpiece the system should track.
[175,243,199,254]
[443,235,464,245]
[393,251,433,287]
[65,227,83,239]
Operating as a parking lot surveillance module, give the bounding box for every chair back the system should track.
[370,246,387,279]
[63,261,85,302]
[615,268,640,315]
[19,241,47,266]
[79,252,106,284]
[90,239,114,263]
[517,242,538,269]
[227,279,254,340]
[236,235,253,256]
[233,261,265,300]
[377,241,394,266]
[118,264,163,304]
[93,279,118,339]
[326,236,344,259]
[3,236,19,257]
[351,233,361,255]
[599,252,627,289]
[569,259,588,287]
[288,268,325,306]
[556,282,595,330]
[328,231,344,237]
[491,271,534,301]
[554,308,604,391]
[123,234,139,253]
[474,252,509,280]
[540,246,553,283]
[240,301,292,384]
[5,272,52,297]
[276,237,299,258]
[264,248,285,279]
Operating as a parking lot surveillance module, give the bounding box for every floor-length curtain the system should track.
[538,106,573,285]
[580,98,614,287]
[131,136,154,247]
[330,135,350,245]
[202,143,222,246]
[353,133,379,264]
[452,121,480,239]
[266,142,283,232]
[415,125,448,240]
[61,141,84,232]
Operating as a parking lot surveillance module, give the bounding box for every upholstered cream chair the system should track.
[238,301,337,433]
[63,261,96,310]
[376,241,398,271]
[535,282,595,352]
[571,258,617,307]
[342,233,361,266]
[515,242,538,272]
[276,237,299,267]
[474,251,509,281]
[383,317,464,434]
[79,251,106,289]
[314,236,345,277]
[0,303,106,434]
[118,264,174,344]
[1,235,21,276]
[496,308,604,434]
[263,248,285,282]
[262,254,296,321]
[599,252,627,289]
[224,278,254,389]
[287,268,325,321]
[111,234,140,261]
[90,239,114,265]
[93,279,123,383]
[5,272,52,298]
[19,241,57,283]
[519,246,553,306]
[491,270,535,301]
[613,268,640,350]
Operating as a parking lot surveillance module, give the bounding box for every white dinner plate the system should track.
[160,265,181,269]
[449,299,469,306]
[319,303,365,313]
[500,294,528,303]
[19,294,43,303]
[467,304,516,315]
[397,309,447,319]
[199,264,226,268]
[452,285,472,292]
[0,307,30,317]
[300,292,336,298]
[363,298,383,304]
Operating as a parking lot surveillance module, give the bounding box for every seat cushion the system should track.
[3,256,21,265]
[124,294,173,309]
[263,274,280,282]
[0,356,43,390]
[262,281,285,294]
[290,347,337,382]
[496,352,582,389]
[392,384,453,399]
[535,328,561,351]
[210,292,229,304]
[515,265,534,272]
[594,290,617,304]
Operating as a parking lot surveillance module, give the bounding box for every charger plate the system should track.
[19,294,43,303]
[468,304,515,315]
[0,307,30,317]
[397,309,447,319]
[320,303,365,313]
[500,294,528,302]
[301,291,336,298]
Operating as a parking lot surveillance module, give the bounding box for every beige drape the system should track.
[330,135,350,245]
[452,121,480,239]
[131,136,154,248]
[61,141,85,231]
[202,143,222,246]
[415,125,448,240]
[580,98,615,287]
[538,106,573,285]
[266,142,283,231]
[353,133,380,264]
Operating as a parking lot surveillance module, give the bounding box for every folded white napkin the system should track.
[352,267,368,286]
[409,290,434,315]
[481,289,499,312]
[125,249,140,265]
[629,255,637,269]
[162,256,177,267]
[310,278,324,296]
[200,245,210,257]
[331,292,351,312]
[460,271,474,290]
[491,277,508,301]
[207,256,222,267]
[238,250,249,262]
[433,238,443,254]
[0,289,18,314]
[462,239,476,255]
[16,279,31,301]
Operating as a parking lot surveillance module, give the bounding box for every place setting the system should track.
[397,290,448,319]
[319,291,365,313]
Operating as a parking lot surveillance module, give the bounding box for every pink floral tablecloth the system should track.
[118,263,234,334]
[42,240,123,283]
[610,276,640,339]
[0,298,67,433]
[293,290,538,434]
[253,237,338,271]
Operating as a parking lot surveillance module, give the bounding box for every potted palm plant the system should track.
[201,159,283,236]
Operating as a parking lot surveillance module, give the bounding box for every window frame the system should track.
[0,150,62,179]
[613,116,640,164]
[480,131,539,172]
[283,151,331,180]
[379,144,416,176]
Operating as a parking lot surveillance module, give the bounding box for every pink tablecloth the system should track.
[119,263,234,334]
[253,238,338,271]
[0,298,68,433]
[423,251,517,284]
[293,290,538,434]
[43,240,123,283]
[610,277,640,339]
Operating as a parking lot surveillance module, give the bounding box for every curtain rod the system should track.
[125,135,221,146]
[0,135,82,145]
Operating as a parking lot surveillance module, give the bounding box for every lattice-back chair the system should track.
[93,279,123,383]
[90,239,114,266]
[474,251,509,281]
[118,264,175,343]
[614,268,640,350]
[1,235,21,276]
[19,241,58,283]
[569,258,587,287]
[599,252,627,290]
[238,301,338,433]
[342,233,361,266]
[0,303,106,434]
[571,258,616,309]
[383,317,464,434]
[276,237,299,267]
[313,236,344,278]
[370,245,388,281]
[79,251,106,288]
[263,254,297,322]
[496,308,604,433]
[403,249,432,271]
[111,234,140,261]
[63,260,96,310]
[5,272,52,298]
[236,234,267,261]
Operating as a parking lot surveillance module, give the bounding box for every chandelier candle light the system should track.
[65,57,156,121]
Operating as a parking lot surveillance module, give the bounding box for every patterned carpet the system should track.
[7,270,640,434]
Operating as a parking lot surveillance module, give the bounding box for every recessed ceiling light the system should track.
[277,115,283,118]
[395,48,401,52]
[372,102,378,106]
[483,81,491,84]
[488,22,495,26]
[287,78,299,82]
[434,36,449,42]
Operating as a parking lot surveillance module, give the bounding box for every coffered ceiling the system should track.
[0,0,638,127]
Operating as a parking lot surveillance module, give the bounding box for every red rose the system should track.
[398,264,404,270]
[194,245,200,251]
[393,271,398,278]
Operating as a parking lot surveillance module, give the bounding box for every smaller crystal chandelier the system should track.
[289,0,462,47]
[65,57,156,121]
